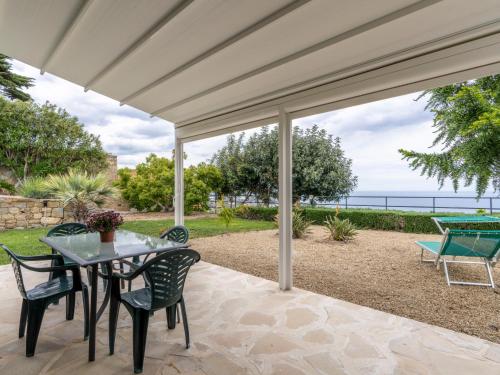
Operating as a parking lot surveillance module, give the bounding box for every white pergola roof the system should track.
[1,0,499,141]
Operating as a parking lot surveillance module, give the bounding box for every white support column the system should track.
[174,134,184,226]
[278,107,293,290]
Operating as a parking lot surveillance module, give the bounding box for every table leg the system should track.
[89,264,98,362]
[97,262,112,321]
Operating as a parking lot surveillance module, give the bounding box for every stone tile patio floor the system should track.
[0,261,499,375]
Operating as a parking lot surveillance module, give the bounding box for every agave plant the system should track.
[274,208,312,239]
[324,215,357,242]
[44,169,117,222]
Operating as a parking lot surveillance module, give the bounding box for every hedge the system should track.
[234,206,500,234]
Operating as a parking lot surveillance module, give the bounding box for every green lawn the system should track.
[0,217,274,265]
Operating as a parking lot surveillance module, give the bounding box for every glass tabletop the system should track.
[433,216,500,223]
[40,230,187,266]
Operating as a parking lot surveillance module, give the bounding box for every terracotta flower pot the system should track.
[99,231,115,243]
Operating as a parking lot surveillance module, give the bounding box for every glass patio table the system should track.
[40,229,188,362]
[432,215,500,234]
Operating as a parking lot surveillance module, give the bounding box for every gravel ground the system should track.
[189,226,500,343]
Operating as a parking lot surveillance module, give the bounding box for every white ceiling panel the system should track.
[1,0,499,139]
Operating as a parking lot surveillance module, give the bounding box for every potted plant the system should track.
[86,211,124,242]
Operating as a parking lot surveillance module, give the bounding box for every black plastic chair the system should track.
[1,244,89,357]
[47,222,88,238]
[159,225,189,243]
[127,225,190,291]
[47,222,87,273]
[109,249,200,374]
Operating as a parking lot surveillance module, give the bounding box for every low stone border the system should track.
[0,195,74,230]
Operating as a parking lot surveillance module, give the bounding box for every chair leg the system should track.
[132,309,150,374]
[108,293,120,355]
[166,305,176,329]
[119,261,125,289]
[128,280,132,292]
[82,286,90,340]
[26,300,46,357]
[179,298,190,349]
[19,299,28,338]
[485,260,495,288]
[442,259,451,286]
[66,292,76,320]
[176,303,180,324]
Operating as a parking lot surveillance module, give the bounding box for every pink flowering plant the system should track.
[86,211,124,233]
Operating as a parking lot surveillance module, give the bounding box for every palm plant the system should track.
[43,169,117,222]
[18,176,52,198]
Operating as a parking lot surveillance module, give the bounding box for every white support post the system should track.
[174,134,184,226]
[278,107,292,290]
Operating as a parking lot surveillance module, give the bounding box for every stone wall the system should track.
[0,195,74,230]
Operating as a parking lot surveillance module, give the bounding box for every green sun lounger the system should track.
[416,229,500,288]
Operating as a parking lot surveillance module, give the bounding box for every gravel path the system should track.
[190,226,500,343]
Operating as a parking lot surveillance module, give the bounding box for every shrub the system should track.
[219,206,235,229]
[324,215,357,241]
[274,208,312,239]
[234,206,500,234]
[235,206,277,221]
[292,210,312,238]
[0,178,15,194]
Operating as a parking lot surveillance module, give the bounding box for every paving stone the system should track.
[240,311,276,326]
[285,307,317,329]
[0,262,498,374]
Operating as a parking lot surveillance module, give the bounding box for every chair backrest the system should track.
[47,222,87,237]
[441,230,500,259]
[160,225,189,244]
[0,245,26,298]
[141,249,200,310]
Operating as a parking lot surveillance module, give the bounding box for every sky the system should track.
[11,59,478,192]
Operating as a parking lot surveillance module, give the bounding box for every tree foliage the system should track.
[399,75,500,196]
[211,125,357,205]
[293,126,357,203]
[0,97,107,183]
[210,133,246,205]
[117,154,222,214]
[0,54,34,101]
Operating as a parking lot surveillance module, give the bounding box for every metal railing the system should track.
[209,194,499,213]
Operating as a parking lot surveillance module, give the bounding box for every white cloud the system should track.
[11,59,483,192]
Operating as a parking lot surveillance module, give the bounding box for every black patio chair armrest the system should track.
[120,259,139,268]
[16,253,65,263]
[18,261,80,274]
[111,270,140,281]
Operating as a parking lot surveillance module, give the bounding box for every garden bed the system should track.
[189,226,500,343]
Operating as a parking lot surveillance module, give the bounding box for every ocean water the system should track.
[321,191,499,213]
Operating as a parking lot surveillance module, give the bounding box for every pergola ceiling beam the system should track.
[84,0,195,91]
[175,33,500,140]
[176,19,500,127]
[119,0,310,105]
[151,0,442,116]
[40,0,94,74]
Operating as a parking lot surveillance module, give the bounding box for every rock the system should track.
[51,208,64,218]
[41,216,61,225]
